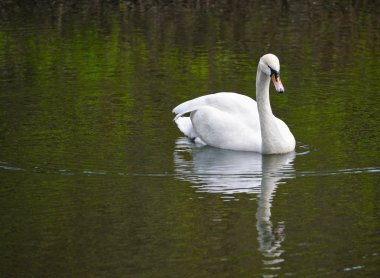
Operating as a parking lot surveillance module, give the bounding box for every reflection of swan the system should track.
[174,138,294,194]
[257,155,292,267]
[173,138,295,268]
[173,54,295,154]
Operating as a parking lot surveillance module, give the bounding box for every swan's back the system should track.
[173,92,259,129]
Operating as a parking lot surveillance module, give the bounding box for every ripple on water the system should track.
[0,139,379,184]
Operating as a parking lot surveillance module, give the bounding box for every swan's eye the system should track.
[268,66,279,81]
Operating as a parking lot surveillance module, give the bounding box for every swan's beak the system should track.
[272,74,285,93]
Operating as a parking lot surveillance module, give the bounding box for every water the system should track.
[1,1,380,277]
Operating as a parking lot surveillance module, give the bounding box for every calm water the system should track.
[1,1,380,277]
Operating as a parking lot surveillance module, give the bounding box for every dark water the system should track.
[1,1,380,277]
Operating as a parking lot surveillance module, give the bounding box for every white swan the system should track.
[172,54,295,154]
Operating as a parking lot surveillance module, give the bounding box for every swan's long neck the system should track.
[256,68,279,154]
[256,68,272,116]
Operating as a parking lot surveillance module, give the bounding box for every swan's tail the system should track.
[174,117,206,145]
[173,96,208,145]
[174,117,195,138]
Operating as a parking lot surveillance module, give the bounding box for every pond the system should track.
[1,1,380,277]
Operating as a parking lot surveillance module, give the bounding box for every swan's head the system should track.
[259,54,285,93]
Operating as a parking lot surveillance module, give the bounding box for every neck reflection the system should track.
[257,154,293,267]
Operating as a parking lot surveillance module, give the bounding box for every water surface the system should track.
[1,1,380,277]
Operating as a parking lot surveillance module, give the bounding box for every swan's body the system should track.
[173,54,295,154]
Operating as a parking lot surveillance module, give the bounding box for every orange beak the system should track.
[272,74,285,93]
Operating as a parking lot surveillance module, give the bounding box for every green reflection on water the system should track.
[0,1,380,277]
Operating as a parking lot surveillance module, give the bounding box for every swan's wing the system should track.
[190,106,262,151]
[173,95,207,120]
[173,92,257,120]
